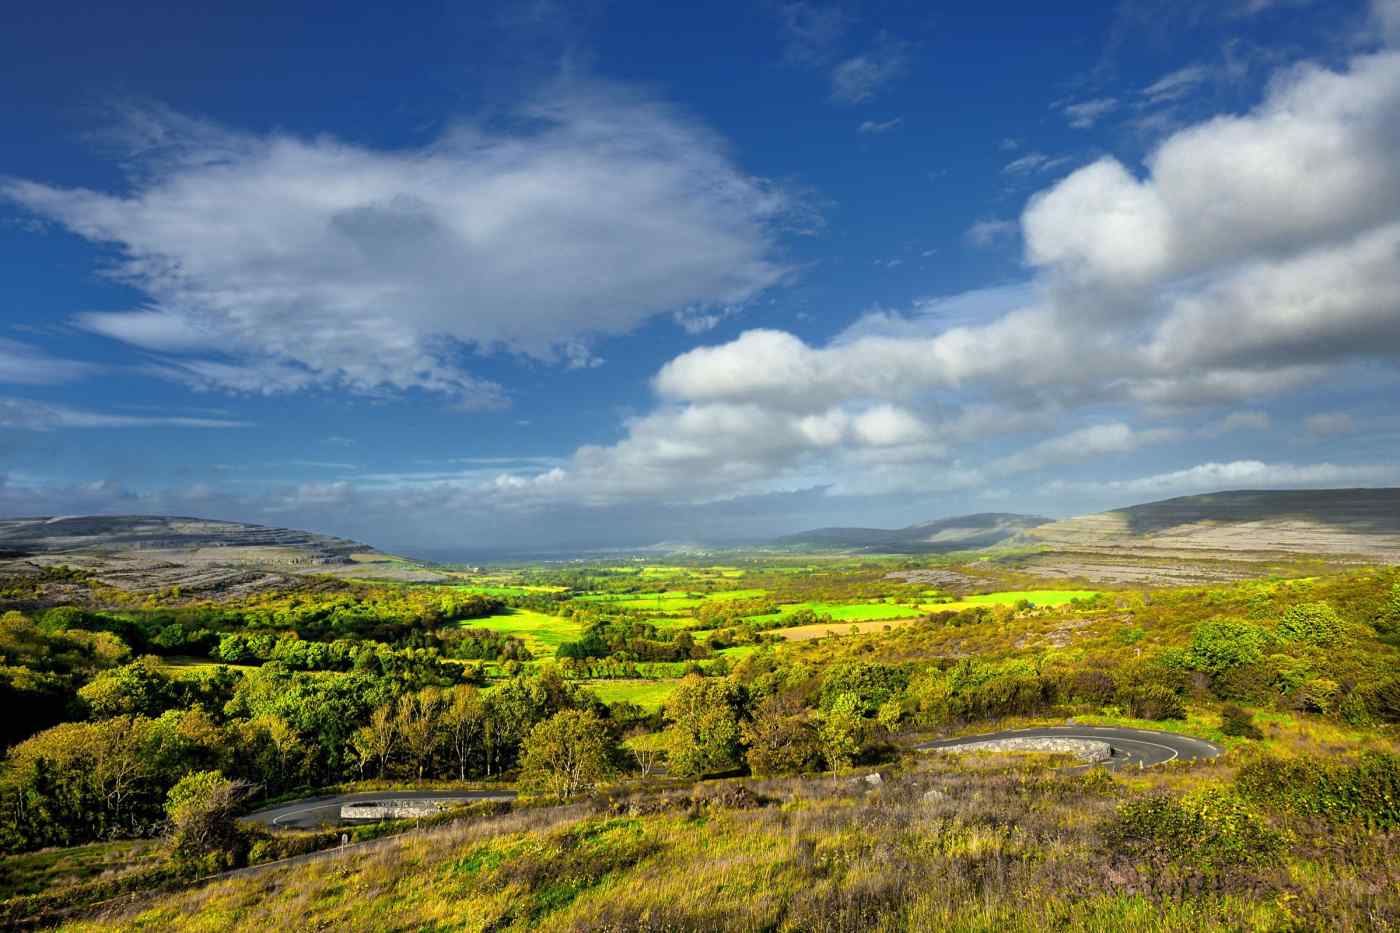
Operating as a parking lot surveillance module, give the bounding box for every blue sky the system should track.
[3,0,1400,555]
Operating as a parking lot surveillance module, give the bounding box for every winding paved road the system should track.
[242,789,517,830]
[915,725,1222,769]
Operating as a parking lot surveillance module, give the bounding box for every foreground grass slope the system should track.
[62,747,1399,932]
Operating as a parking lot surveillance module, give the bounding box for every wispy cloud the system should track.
[1059,460,1396,497]
[1002,152,1073,175]
[992,423,1182,475]
[0,397,250,430]
[1303,412,1355,438]
[858,116,903,134]
[1059,97,1119,128]
[831,35,911,104]
[1141,63,1211,104]
[0,338,98,385]
[775,1,852,65]
[965,218,1019,246]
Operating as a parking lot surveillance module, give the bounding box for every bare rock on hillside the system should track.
[1031,488,1400,557]
[883,569,984,592]
[1019,488,1400,583]
[0,515,451,595]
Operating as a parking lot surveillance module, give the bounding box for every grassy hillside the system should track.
[60,746,1399,932]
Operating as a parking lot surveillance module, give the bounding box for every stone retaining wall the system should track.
[340,799,456,820]
[929,737,1112,762]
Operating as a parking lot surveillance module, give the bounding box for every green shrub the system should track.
[1182,619,1270,675]
[1235,752,1400,830]
[911,658,1057,724]
[1293,677,1339,714]
[1375,583,1400,642]
[818,661,908,717]
[1115,625,1145,645]
[1066,669,1117,705]
[1353,676,1400,723]
[1121,685,1186,721]
[1267,653,1312,695]
[1104,789,1285,873]
[1277,602,1344,647]
[1219,704,1262,739]
[1210,661,1277,703]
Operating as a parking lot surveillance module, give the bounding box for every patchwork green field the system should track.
[466,609,585,656]
[574,588,767,608]
[453,582,1103,656]
[577,678,680,709]
[920,589,1100,612]
[750,601,924,622]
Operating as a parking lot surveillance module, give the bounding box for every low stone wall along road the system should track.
[243,789,517,830]
[916,725,1222,770]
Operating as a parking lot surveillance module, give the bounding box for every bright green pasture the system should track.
[706,588,767,600]
[750,601,925,623]
[573,588,766,610]
[463,609,583,656]
[921,589,1098,612]
[580,679,680,709]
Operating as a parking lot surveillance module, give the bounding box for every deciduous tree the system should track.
[352,705,397,779]
[818,692,865,771]
[663,675,745,778]
[165,770,253,870]
[519,709,615,799]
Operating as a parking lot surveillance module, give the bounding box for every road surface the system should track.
[915,725,1221,769]
[242,789,517,829]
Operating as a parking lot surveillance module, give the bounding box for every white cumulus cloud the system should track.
[487,46,1400,509]
[3,85,796,403]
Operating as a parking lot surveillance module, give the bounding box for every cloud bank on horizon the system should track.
[2,0,1398,551]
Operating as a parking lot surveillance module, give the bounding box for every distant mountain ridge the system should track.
[1029,487,1400,558]
[772,489,1400,564]
[0,515,373,562]
[0,515,450,594]
[774,512,1050,553]
[6,488,1399,587]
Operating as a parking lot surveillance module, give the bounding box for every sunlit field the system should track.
[577,678,680,709]
[465,609,585,656]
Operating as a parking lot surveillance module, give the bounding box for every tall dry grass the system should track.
[57,750,1399,932]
